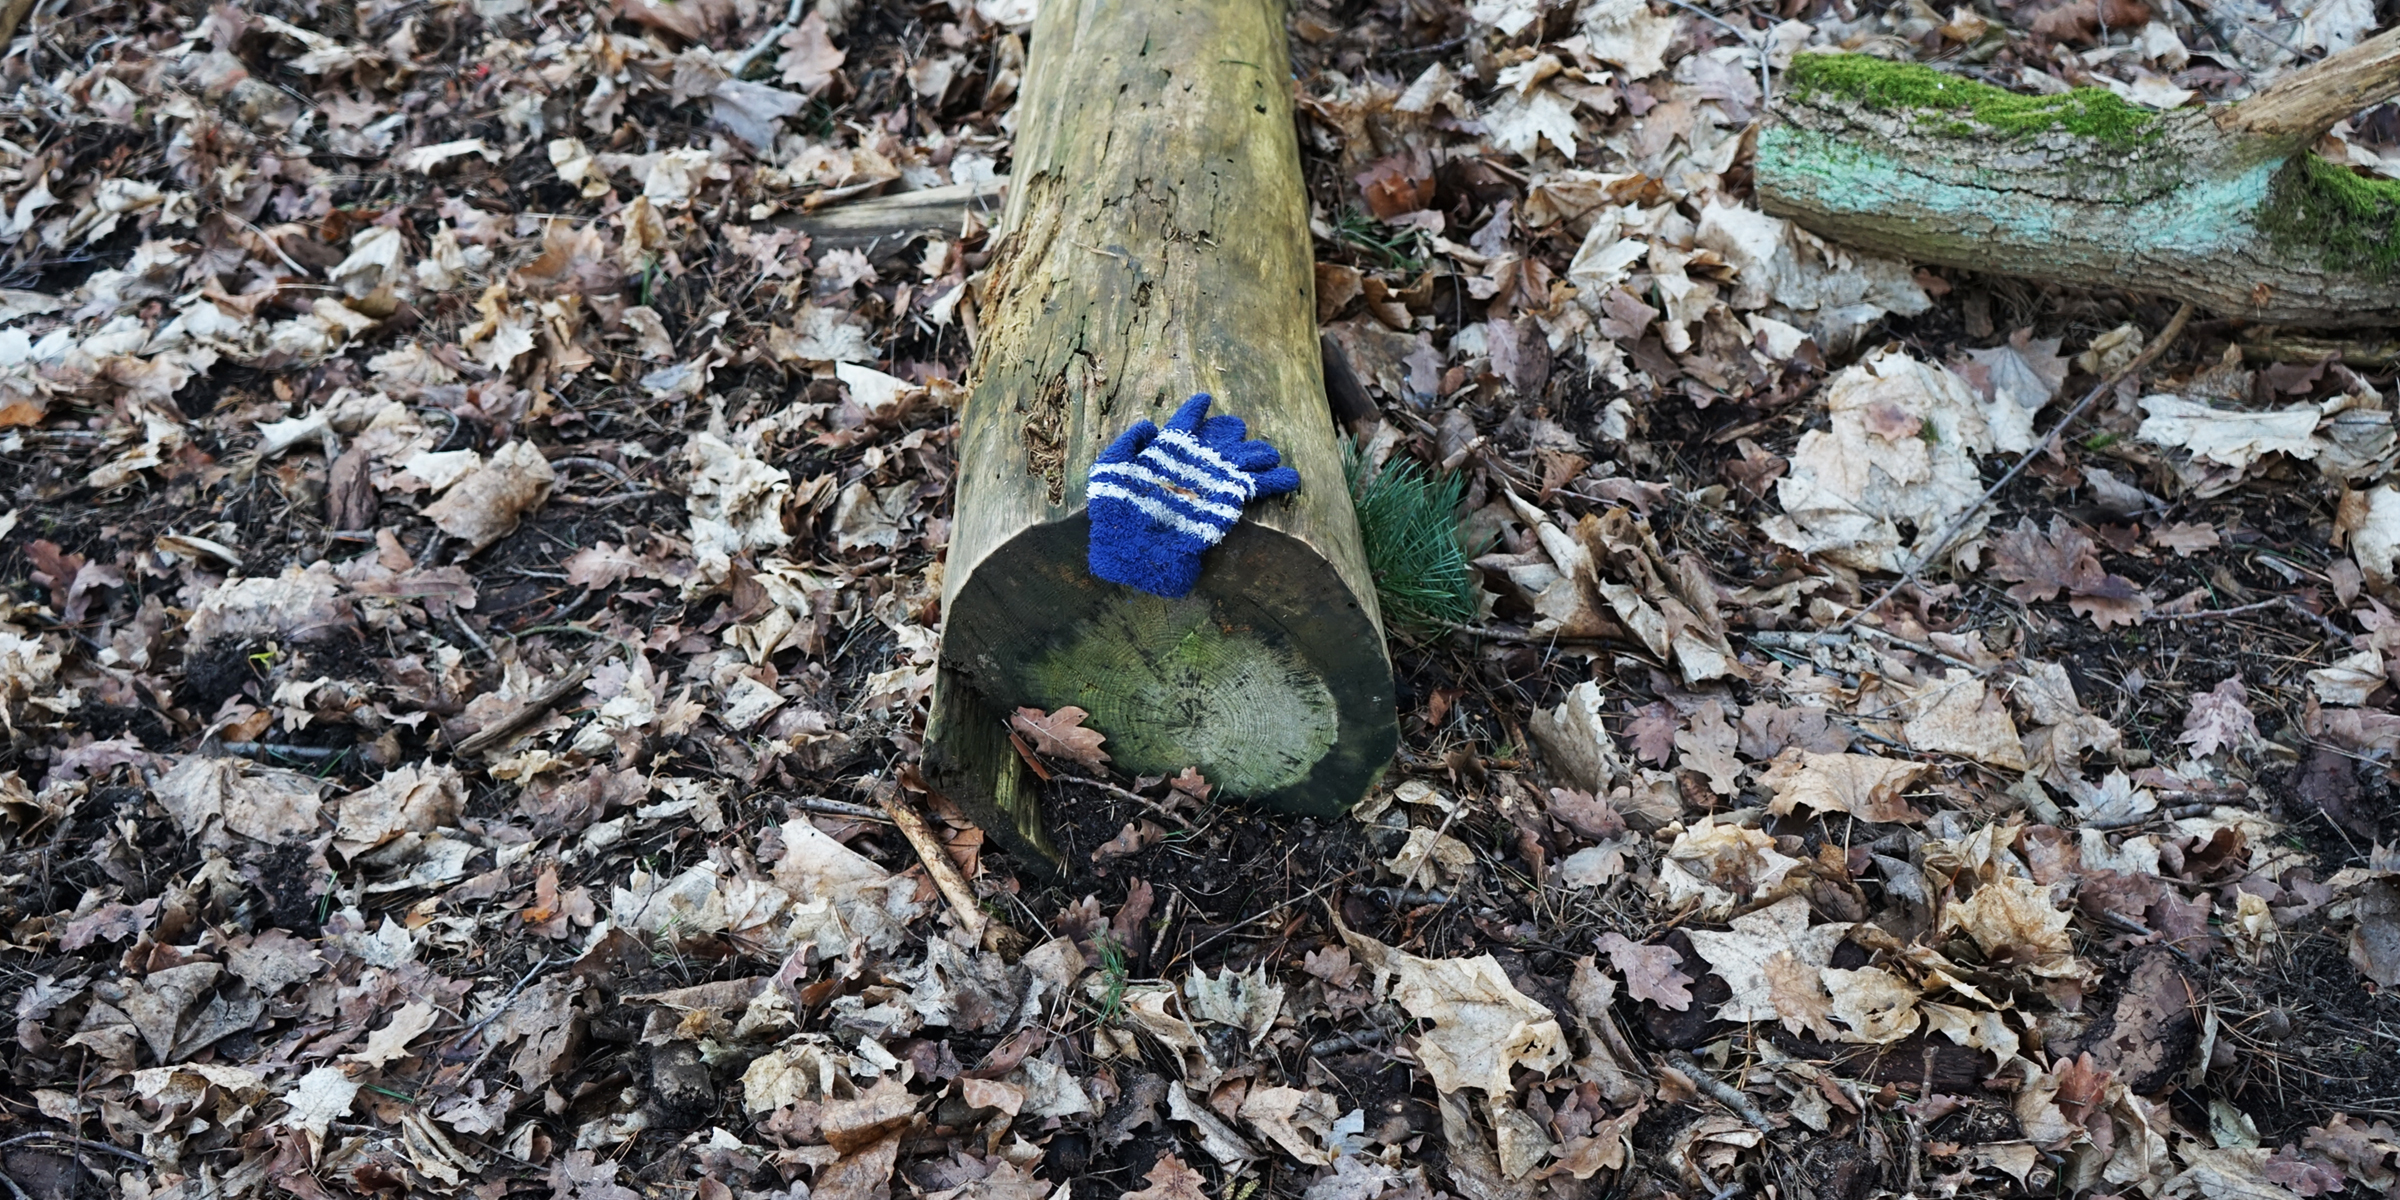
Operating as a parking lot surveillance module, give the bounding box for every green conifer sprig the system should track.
[1344,440,1484,633]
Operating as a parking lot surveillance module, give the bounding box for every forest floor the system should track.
[1,2,2399,1200]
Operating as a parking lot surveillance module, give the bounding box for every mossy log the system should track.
[927,0,1396,864]
[1756,31,2400,326]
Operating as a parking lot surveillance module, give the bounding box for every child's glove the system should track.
[1086,393,1301,598]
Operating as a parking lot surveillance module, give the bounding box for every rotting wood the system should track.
[773,179,1007,259]
[874,781,996,948]
[927,0,1396,866]
[1756,31,2400,325]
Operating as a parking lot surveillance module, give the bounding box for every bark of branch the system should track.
[1756,44,2400,324]
[2220,24,2400,140]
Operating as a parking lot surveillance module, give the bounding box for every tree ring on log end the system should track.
[1025,596,1338,795]
[941,514,1395,818]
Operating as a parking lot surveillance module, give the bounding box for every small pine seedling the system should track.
[1344,441,1483,632]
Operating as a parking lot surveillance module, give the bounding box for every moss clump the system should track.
[1786,53,2162,148]
[1343,443,1483,633]
[2260,154,2400,282]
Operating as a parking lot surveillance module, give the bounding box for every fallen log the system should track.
[1756,30,2400,325]
[927,0,1396,862]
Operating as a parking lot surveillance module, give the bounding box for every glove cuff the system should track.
[1088,528,1203,598]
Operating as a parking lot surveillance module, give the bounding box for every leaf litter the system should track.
[1,1,2398,1200]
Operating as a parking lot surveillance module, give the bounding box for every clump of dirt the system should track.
[177,636,262,713]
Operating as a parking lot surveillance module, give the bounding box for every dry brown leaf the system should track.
[154,756,325,849]
[344,1000,437,1068]
[1763,951,1840,1039]
[1011,705,1112,769]
[1821,965,1921,1043]
[1674,698,1743,795]
[422,441,555,554]
[1626,701,1677,765]
[1596,933,1692,1011]
[1987,517,2149,628]
[2181,676,2260,759]
[1684,896,1848,1022]
[1902,670,2030,771]
[1946,873,2074,961]
[1343,925,1568,1094]
[1762,751,1927,823]
[1120,1155,1209,1200]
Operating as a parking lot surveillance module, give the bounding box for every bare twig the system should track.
[0,1134,152,1166]
[1665,1050,1776,1134]
[1838,302,2196,634]
[546,456,644,492]
[1308,1028,1388,1055]
[446,955,560,1054]
[1050,772,1197,829]
[217,741,348,761]
[452,665,592,757]
[2150,597,2289,620]
[874,781,993,946]
[777,794,896,822]
[725,0,803,79]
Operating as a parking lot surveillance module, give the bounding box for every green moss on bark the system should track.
[1786,53,2162,147]
[2261,154,2400,281]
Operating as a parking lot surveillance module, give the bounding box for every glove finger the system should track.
[1250,465,1302,497]
[1165,393,1213,433]
[1097,420,1158,464]
[1197,414,1250,447]
[1222,440,1282,470]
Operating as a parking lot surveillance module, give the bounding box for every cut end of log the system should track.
[938,516,1395,837]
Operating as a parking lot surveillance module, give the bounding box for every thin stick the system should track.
[778,794,895,823]
[725,0,804,80]
[1050,772,1197,829]
[452,665,592,757]
[1837,302,2195,634]
[0,1134,152,1165]
[1665,1050,1775,1134]
[445,955,560,1052]
[875,783,992,946]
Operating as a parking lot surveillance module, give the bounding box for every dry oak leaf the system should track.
[1626,701,1678,765]
[1987,516,2148,628]
[1121,1155,1209,1200]
[422,440,555,555]
[1343,925,1568,1094]
[1763,951,1840,1039]
[1011,705,1111,769]
[1822,965,1922,1043]
[1684,895,1849,1022]
[2180,676,2260,759]
[1902,670,2030,771]
[344,1000,438,1068]
[1597,932,1693,1011]
[1945,873,2075,962]
[1675,698,1744,795]
[1763,751,1928,824]
[1659,816,1805,913]
[2152,522,2221,557]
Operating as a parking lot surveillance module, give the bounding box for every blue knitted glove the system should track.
[1086,393,1301,598]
